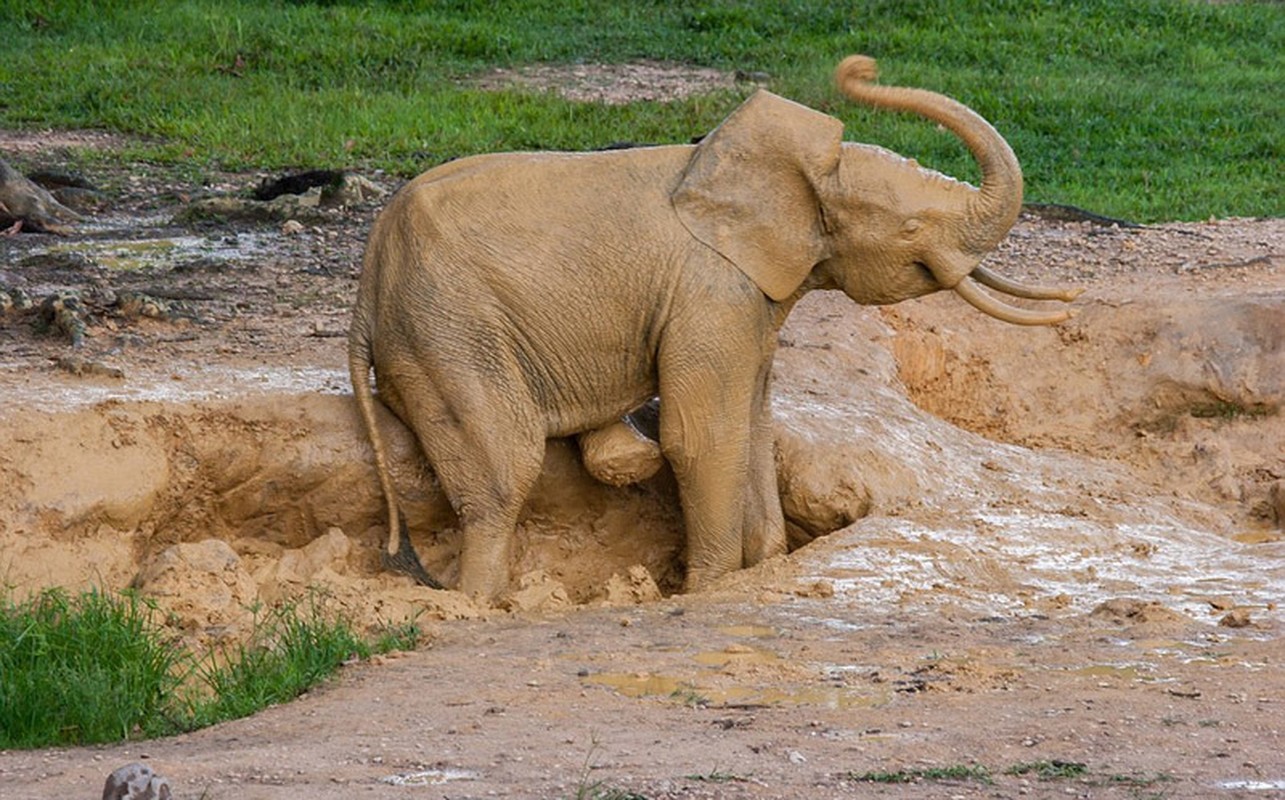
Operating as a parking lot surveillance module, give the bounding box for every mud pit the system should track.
[1,137,1283,798]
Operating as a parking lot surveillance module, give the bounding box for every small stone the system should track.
[281,219,306,236]
[1219,608,1252,628]
[101,762,171,800]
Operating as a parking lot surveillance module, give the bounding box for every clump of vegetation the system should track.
[848,764,994,784]
[1006,760,1089,780]
[0,588,183,747]
[0,587,420,749]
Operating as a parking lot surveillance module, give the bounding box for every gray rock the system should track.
[101,763,172,800]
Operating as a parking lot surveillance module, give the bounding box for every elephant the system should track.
[349,55,1080,600]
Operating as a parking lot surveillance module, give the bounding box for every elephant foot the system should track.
[383,518,445,590]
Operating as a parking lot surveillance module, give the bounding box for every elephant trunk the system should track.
[835,55,1022,254]
[836,55,1079,326]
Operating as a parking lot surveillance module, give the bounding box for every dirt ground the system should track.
[0,120,1282,800]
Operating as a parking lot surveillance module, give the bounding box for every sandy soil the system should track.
[0,128,1282,800]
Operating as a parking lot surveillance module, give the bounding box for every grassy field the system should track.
[1,1,1280,219]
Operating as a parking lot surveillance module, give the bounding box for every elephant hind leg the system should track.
[397,374,546,601]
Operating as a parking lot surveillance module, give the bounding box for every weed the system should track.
[685,768,751,783]
[1189,401,1275,422]
[1005,760,1088,780]
[849,764,993,784]
[569,735,651,800]
[668,684,710,708]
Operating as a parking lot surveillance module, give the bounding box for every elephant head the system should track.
[674,55,1079,324]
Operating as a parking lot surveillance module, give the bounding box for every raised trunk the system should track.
[834,56,1023,255]
[836,56,1078,326]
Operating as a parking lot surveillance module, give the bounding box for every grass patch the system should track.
[0,587,418,749]
[1,1,1280,221]
[0,588,184,747]
[684,768,752,783]
[849,764,994,784]
[1006,760,1089,780]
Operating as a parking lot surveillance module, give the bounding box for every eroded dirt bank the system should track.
[0,143,1282,797]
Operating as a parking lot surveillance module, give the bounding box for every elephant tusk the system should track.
[953,276,1076,326]
[971,264,1084,302]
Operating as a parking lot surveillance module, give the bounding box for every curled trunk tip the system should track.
[835,54,879,87]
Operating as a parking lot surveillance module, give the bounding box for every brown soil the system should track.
[0,132,1282,800]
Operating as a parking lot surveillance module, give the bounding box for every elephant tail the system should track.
[348,296,444,589]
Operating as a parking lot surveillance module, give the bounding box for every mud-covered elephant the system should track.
[349,55,1079,599]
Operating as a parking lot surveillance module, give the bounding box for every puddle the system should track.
[1216,780,1285,791]
[718,624,779,639]
[31,232,273,271]
[1067,663,1160,682]
[0,365,349,410]
[381,768,479,786]
[806,512,1285,625]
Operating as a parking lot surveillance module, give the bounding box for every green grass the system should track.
[849,763,994,784]
[0,588,184,747]
[1,1,1281,221]
[0,588,419,748]
[1006,760,1089,780]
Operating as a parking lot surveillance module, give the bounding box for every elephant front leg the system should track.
[742,393,787,566]
[658,388,756,592]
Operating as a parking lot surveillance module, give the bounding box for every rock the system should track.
[1219,608,1253,628]
[0,157,81,233]
[1088,598,1191,628]
[101,762,171,800]
[1270,481,1285,530]
[173,192,326,225]
[500,569,572,612]
[322,173,386,207]
[596,565,663,606]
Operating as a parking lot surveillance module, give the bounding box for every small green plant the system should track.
[569,735,651,800]
[1006,760,1088,780]
[849,764,993,784]
[684,768,751,783]
[667,683,710,708]
[1189,401,1275,422]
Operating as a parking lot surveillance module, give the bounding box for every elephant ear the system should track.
[673,90,843,301]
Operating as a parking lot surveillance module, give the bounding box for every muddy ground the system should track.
[0,127,1282,800]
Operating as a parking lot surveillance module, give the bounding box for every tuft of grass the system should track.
[684,768,752,783]
[0,588,184,748]
[1006,760,1089,780]
[0,587,417,748]
[0,1,1280,221]
[849,764,994,784]
[171,597,373,732]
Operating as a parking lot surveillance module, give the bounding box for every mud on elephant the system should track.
[348,55,1079,600]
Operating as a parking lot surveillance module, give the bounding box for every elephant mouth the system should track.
[954,266,1083,326]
